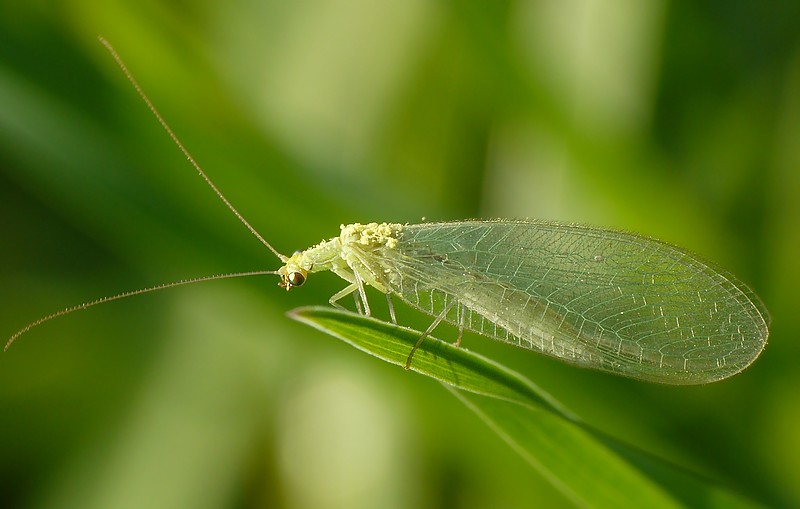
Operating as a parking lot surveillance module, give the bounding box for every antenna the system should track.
[97,36,287,262]
[5,38,289,350]
[5,271,278,351]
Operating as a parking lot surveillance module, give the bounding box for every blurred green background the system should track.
[1,1,798,508]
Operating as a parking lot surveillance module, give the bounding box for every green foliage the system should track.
[1,1,798,508]
[291,306,763,509]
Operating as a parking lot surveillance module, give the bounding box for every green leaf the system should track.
[289,306,764,509]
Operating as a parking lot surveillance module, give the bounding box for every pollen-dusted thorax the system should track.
[337,222,404,292]
[339,222,403,249]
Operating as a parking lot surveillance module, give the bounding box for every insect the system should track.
[5,38,770,385]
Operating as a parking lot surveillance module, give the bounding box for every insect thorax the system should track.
[338,222,404,291]
[339,222,403,250]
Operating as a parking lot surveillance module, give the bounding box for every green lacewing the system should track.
[5,38,770,385]
[296,220,769,384]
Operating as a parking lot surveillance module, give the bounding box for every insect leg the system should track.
[455,303,465,347]
[353,271,371,316]
[386,294,397,324]
[352,292,364,314]
[404,299,457,370]
[329,283,358,310]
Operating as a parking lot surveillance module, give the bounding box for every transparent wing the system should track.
[368,220,768,385]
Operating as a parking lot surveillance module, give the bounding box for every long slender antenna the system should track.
[98,36,287,262]
[5,39,291,350]
[4,271,279,351]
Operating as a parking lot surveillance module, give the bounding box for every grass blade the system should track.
[289,306,764,508]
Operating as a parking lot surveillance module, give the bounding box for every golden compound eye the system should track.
[288,271,306,287]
